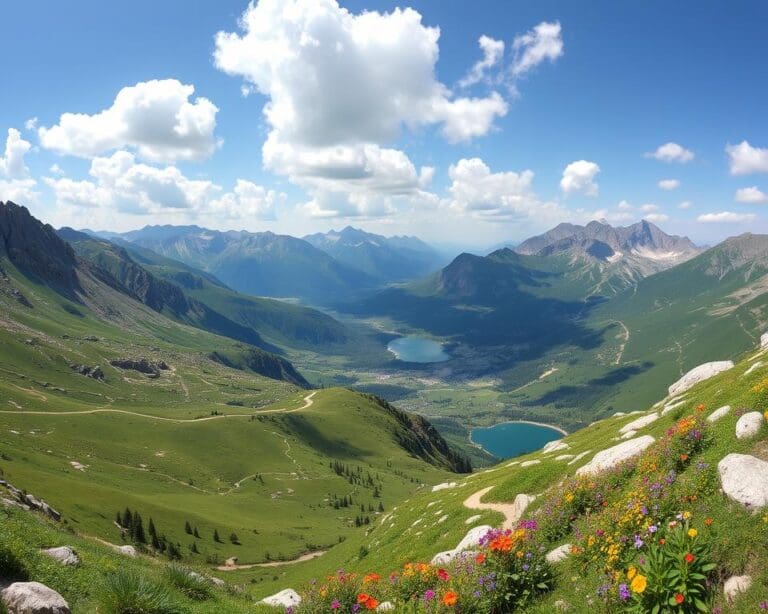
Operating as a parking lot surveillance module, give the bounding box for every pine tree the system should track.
[190,542,199,554]
[213,529,221,543]
[193,527,200,539]
[123,507,133,529]
[116,511,122,527]
[131,512,146,544]
[184,520,193,535]
[229,532,240,545]
[378,502,384,513]
[167,542,181,560]
[148,518,160,550]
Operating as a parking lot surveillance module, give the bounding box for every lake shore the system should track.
[468,419,568,458]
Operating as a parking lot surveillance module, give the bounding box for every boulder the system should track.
[0,582,70,614]
[743,361,763,377]
[661,400,687,416]
[718,453,768,508]
[40,501,61,522]
[706,405,731,423]
[545,544,572,564]
[260,589,301,608]
[619,413,659,435]
[208,577,225,588]
[114,545,137,557]
[761,332,768,349]
[520,459,541,468]
[431,525,493,565]
[541,440,569,454]
[431,482,457,492]
[668,361,734,396]
[377,602,395,611]
[723,575,752,603]
[576,436,655,476]
[41,546,79,566]
[735,411,764,440]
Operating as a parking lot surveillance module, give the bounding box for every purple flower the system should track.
[648,524,658,534]
[352,605,360,613]
[619,583,630,601]
[331,600,340,610]
[522,564,530,571]
[641,505,648,516]
[424,589,435,602]
[634,535,644,549]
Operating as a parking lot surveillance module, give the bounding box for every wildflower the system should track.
[648,524,658,534]
[364,596,379,610]
[437,568,450,582]
[705,517,713,526]
[659,538,666,545]
[688,528,698,538]
[680,454,689,462]
[363,573,380,584]
[331,600,340,610]
[685,553,695,564]
[630,573,647,593]
[633,535,644,549]
[675,593,685,604]
[683,511,692,520]
[618,583,631,601]
[627,567,637,580]
[565,492,574,502]
[442,591,458,606]
[424,589,435,602]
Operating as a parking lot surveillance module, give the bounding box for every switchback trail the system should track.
[463,486,534,530]
[0,391,318,423]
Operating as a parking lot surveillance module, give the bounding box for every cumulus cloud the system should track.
[645,213,669,223]
[646,142,694,163]
[0,128,32,179]
[726,141,768,175]
[458,36,505,88]
[560,160,600,196]
[44,151,280,220]
[511,21,563,77]
[213,0,523,217]
[735,186,768,203]
[697,211,756,223]
[678,200,692,209]
[640,203,659,213]
[657,178,680,191]
[38,79,219,163]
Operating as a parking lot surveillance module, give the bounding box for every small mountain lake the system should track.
[387,336,450,363]
[470,421,565,459]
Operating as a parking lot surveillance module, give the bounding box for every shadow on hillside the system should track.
[278,413,370,459]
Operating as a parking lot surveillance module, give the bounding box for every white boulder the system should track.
[724,575,752,603]
[431,482,457,492]
[661,400,687,416]
[735,412,764,440]
[114,545,137,557]
[41,546,79,566]
[377,602,395,611]
[545,544,572,564]
[520,460,541,468]
[261,589,302,608]
[1,582,70,614]
[430,525,492,565]
[761,332,768,349]
[707,405,731,423]
[542,440,569,454]
[744,361,764,377]
[718,454,768,508]
[619,413,659,435]
[576,436,655,476]
[668,361,734,396]
[619,430,637,440]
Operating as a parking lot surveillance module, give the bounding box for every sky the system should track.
[1,0,767,248]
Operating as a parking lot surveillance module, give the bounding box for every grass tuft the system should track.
[164,564,213,601]
[98,570,183,614]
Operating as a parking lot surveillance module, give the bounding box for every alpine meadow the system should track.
[2,2,768,613]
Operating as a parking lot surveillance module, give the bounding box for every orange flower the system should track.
[364,596,379,610]
[659,538,666,545]
[675,593,685,604]
[695,404,705,413]
[357,593,370,604]
[363,573,380,584]
[680,454,689,462]
[475,553,486,564]
[442,591,458,607]
[489,535,513,552]
[684,552,695,564]
[705,517,713,526]
[437,568,450,582]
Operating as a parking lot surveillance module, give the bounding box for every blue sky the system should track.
[1,1,767,247]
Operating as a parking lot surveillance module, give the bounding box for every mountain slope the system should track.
[303,226,444,282]
[114,225,376,304]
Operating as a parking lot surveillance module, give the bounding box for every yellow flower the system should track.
[630,574,648,594]
[627,566,637,581]
[565,493,574,503]
[688,528,698,538]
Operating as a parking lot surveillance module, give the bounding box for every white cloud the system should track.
[657,178,680,191]
[735,186,768,203]
[646,142,694,163]
[38,79,219,163]
[458,35,505,88]
[511,21,563,77]
[213,0,517,217]
[0,179,38,205]
[560,160,600,196]
[678,200,692,210]
[697,211,756,223]
[726,141,768,175]
[640,203,659,213]
[49,163,65,176]
[617,200,633,211]
[0,128,32,179]
[645,213,669,223]
[44,150,280,220]
[24,117,38,131]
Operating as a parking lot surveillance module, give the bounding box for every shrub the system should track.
[164,564,212,601]
[98,570,183,614]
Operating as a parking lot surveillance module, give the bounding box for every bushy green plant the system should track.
[164,564,212,601]
[99,570,184,614]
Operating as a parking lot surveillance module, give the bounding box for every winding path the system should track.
[0,391,318,423]
[463,486,534,530]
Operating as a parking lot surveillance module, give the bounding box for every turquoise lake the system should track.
[387,336,450,363]
[470,421,563,459]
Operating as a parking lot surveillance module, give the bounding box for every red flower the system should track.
[437,568,450,582]
[675,593,685,604]
[475,553,486,564]
[684,553,695,564]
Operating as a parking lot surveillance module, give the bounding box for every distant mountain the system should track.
[514,220,701,293]
[109,225,376,305]
[303,226,444,282]
[0,201,308,387]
